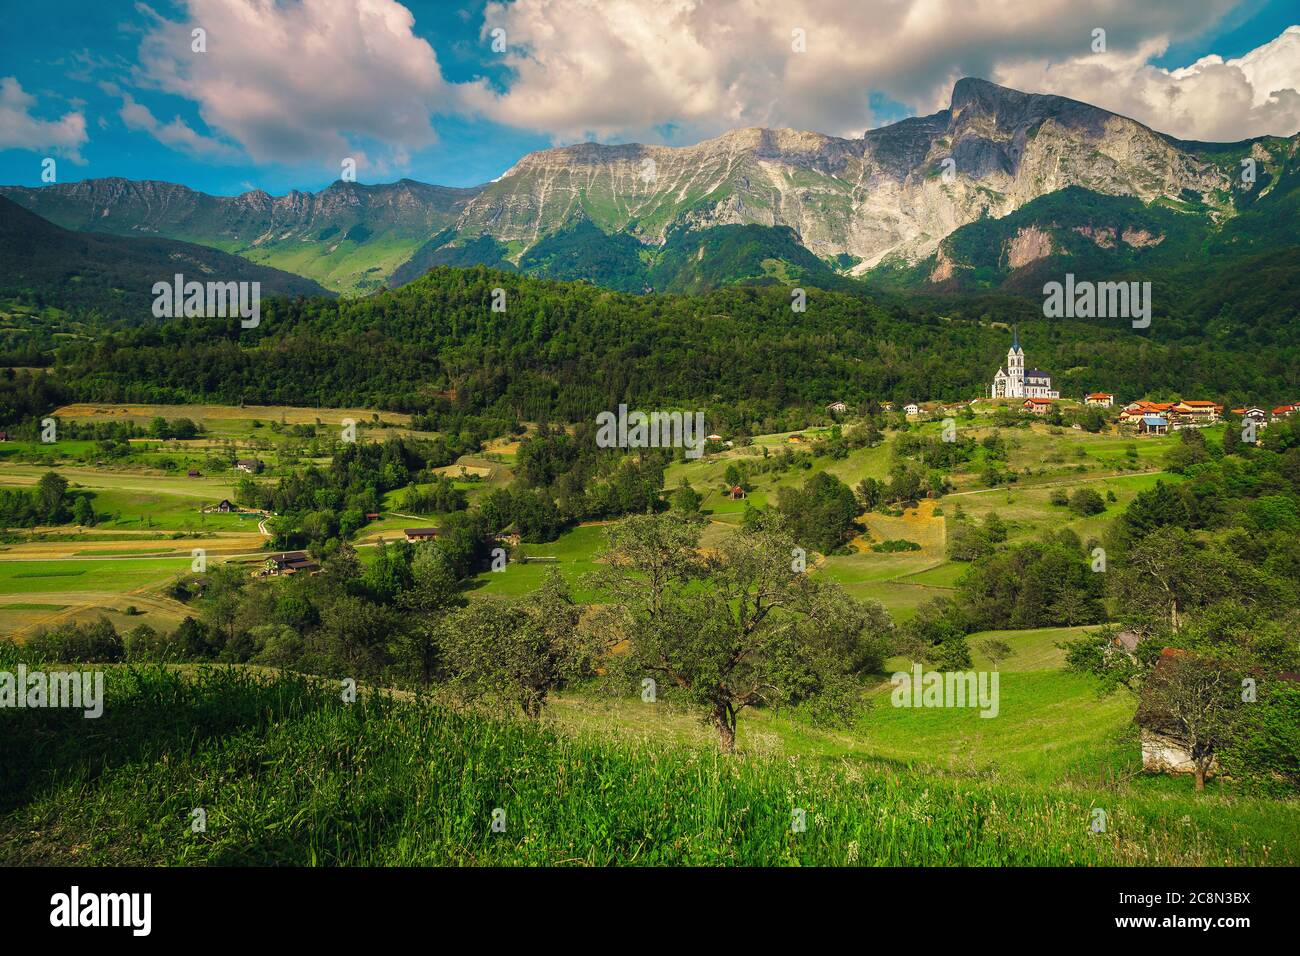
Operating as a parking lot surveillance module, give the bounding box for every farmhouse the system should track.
[1135,649,1220,779]
[903,403,920,416]
[727,486,747,500]
[261,551,319,576]
[826,401,848,414]
[404,528,441,543]
[215,499,235,513]
[1084,392,1114,407]
[1022,397,1053,415]
[1113,630,1142,654]
[991,327,1059,399]
[1272,404,1297,421]
[235,459,264,474]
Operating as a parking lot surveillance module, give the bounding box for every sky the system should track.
[0,0,1297,196]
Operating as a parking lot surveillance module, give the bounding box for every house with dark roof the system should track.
[235,459,264,474]
[404,528,441,543]
[260,551,320,576]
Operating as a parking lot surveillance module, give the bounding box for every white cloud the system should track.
[464,0,1270,142]
[121,0,1300,170]
[110,86,244,161]
[994,25,1300,141]
[134,0,454,172]
[0,77,89,161]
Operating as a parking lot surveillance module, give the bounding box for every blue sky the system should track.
[1,0,1296,196]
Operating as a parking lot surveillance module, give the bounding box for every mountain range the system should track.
[0,195,329,321]
[2,77,1296,298]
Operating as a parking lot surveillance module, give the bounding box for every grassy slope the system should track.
[1,665,1293,866]
[1,414,1295,865]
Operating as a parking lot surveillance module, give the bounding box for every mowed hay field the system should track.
[0,556,194,638]
[52,403,414,429]
[48,402,433,445]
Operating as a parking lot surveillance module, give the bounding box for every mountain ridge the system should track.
[0,195,331,320]
[2,77,1296,295]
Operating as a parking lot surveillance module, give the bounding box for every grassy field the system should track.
[0,412,1182,641]
[51,402,415,431]
[469,524,609,600]
[0,557,192,594]
[1,408,1295,867]
[1,663,1292,866]
[0,556,194,637]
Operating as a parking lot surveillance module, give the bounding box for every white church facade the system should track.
[991,327,1059,400]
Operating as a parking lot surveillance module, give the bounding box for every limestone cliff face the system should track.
[452,77,1236,269]
[1006,226,1055,268]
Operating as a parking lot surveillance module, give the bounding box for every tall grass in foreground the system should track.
[1,665,1294,866]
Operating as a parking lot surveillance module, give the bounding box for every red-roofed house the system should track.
[1120,401,1174,424]
[1022,398,1054,415]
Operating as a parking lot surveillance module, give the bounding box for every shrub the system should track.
[1068,488,1106,516]
[25,617,124,663]
[871,539,921,553]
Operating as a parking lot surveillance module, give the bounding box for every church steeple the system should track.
[1011,324,1021,353]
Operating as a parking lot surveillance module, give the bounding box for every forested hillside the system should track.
[0,197,331,321]
[36,265,1300,436]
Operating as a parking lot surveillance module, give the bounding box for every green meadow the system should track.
[0,557,191,595]
[470,524,608,600]
[1,664,1292,866]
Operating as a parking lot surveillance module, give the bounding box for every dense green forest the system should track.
[16,264,1294,439]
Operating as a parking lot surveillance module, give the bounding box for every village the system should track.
[862,328,1298,436]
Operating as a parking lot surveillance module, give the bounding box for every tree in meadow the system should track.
[594,511,891,751]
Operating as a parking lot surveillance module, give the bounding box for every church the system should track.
[990,327,1059,400]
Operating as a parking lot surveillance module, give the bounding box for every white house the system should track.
[903,403,920,416]
[1236,407,1268,428]
[826,401,848,414]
